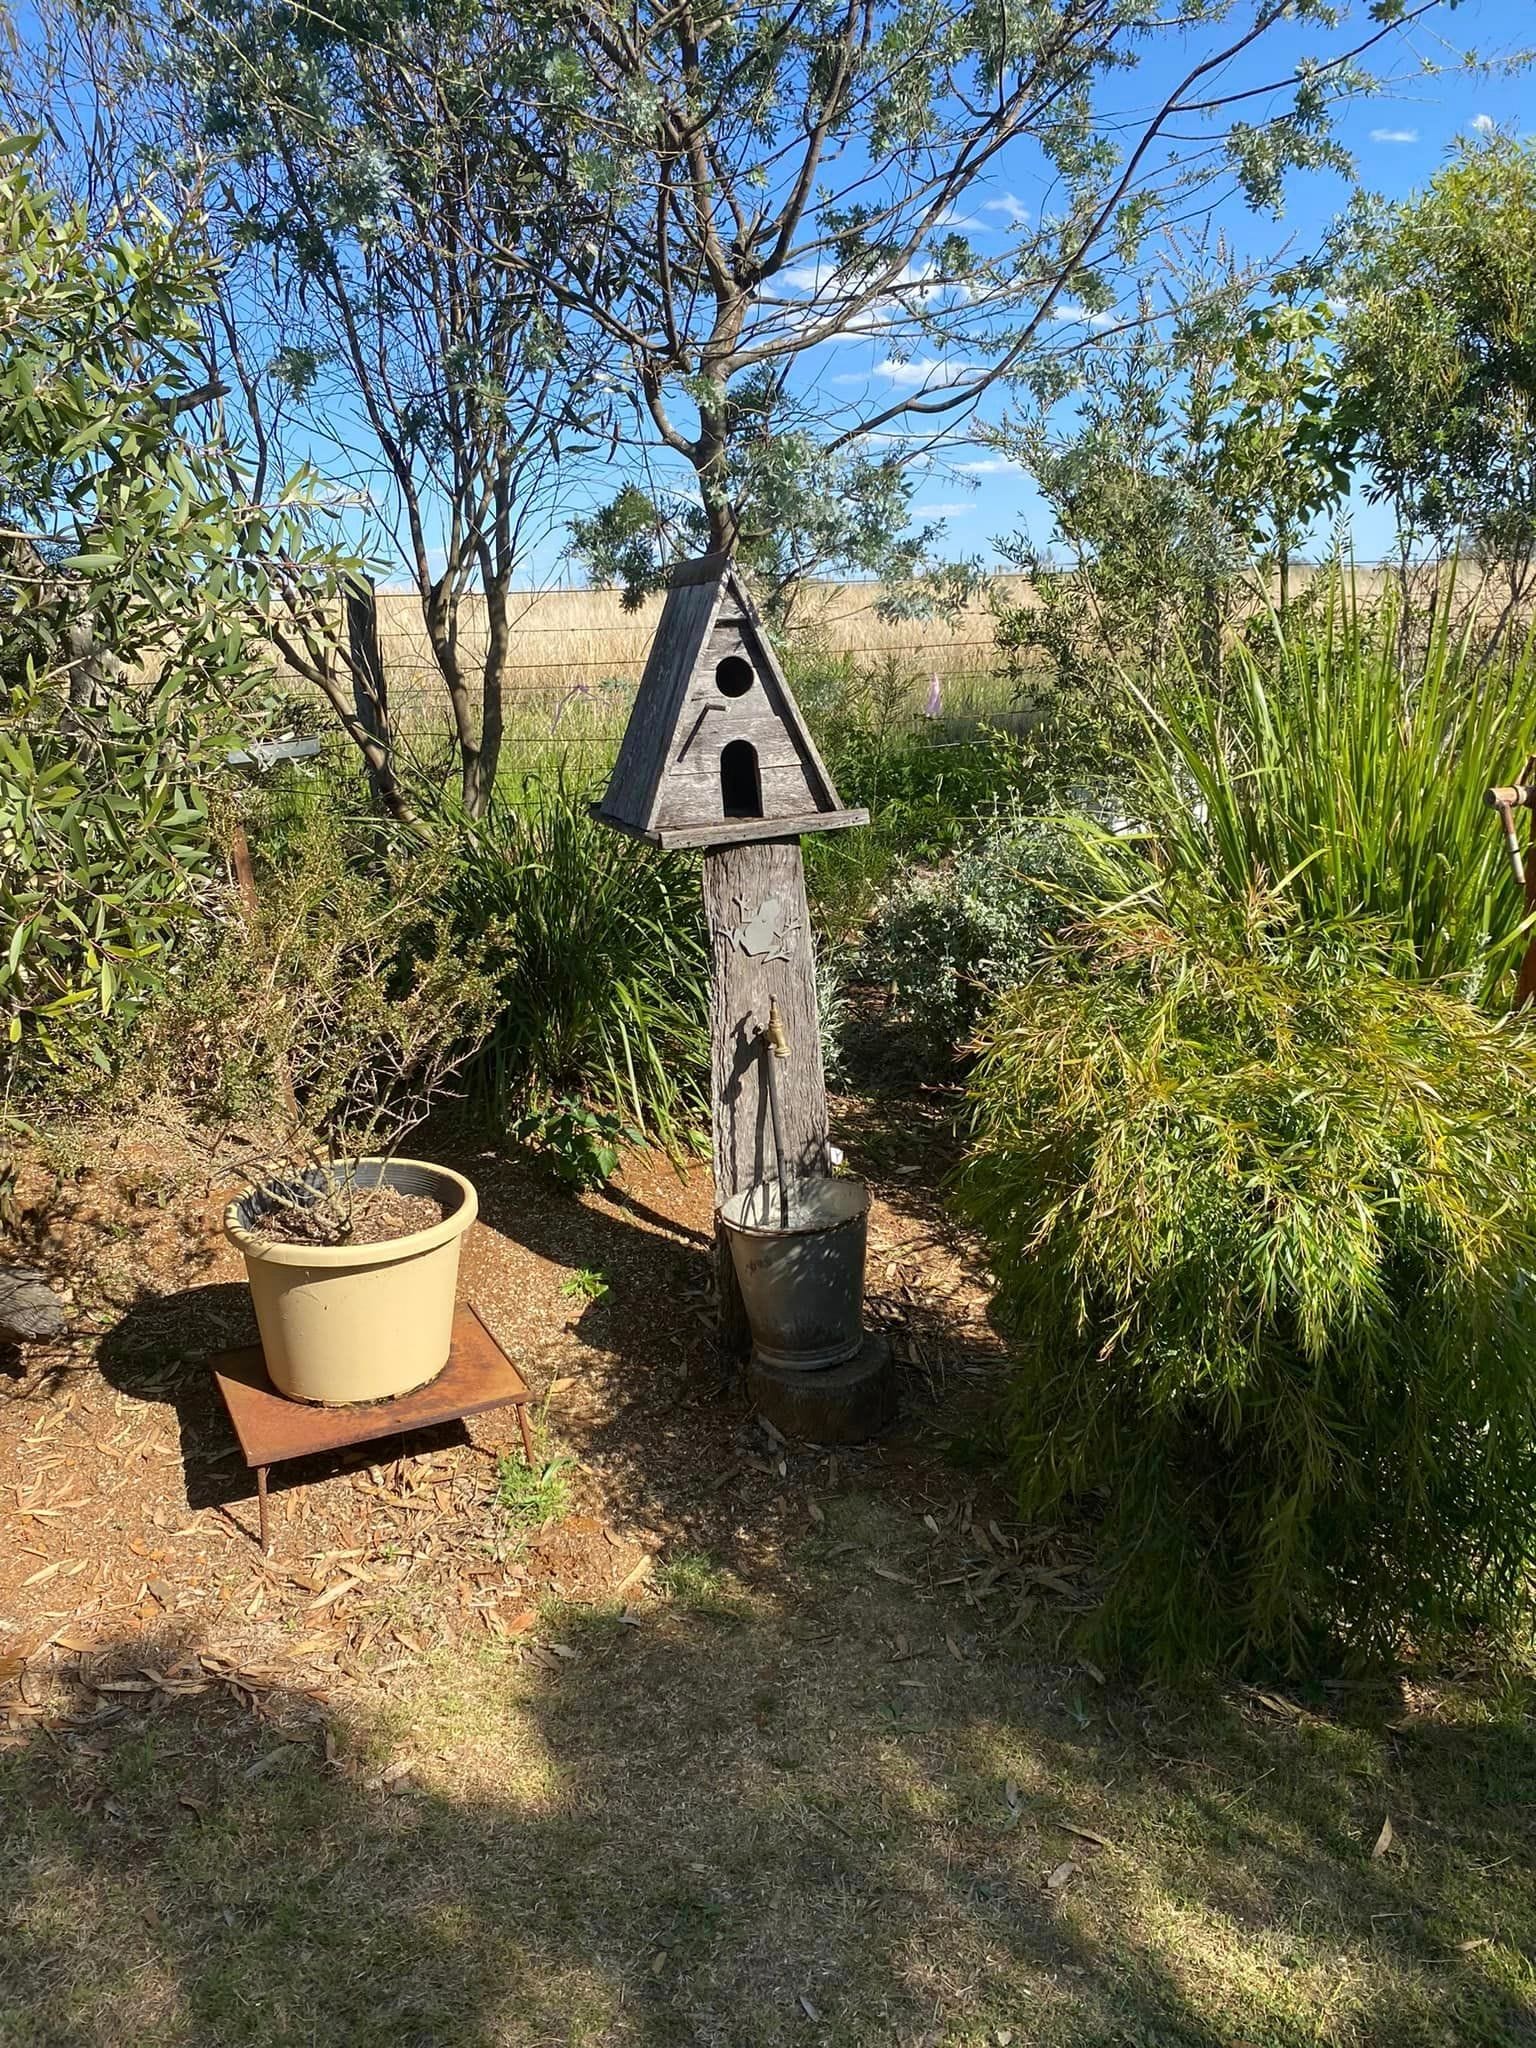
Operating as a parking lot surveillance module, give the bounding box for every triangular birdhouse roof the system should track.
[594,555,867,849]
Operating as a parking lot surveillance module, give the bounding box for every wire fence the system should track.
[336,592,1023,774]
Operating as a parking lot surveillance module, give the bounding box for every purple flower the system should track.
[924,672,943,719]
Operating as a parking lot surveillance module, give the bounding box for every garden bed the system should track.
[2,1107,1534,2047]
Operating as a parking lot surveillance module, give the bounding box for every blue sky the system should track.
[517,0,1533,587]
[887,0,1534,575]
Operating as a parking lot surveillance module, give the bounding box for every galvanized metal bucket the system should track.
[719,1176,869,1371]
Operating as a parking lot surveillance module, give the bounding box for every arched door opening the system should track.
[720,739,763,818]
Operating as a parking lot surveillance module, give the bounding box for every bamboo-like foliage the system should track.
[961,904,1536,1671]
[959,598,1536,1671]
[1143,578,1536,1000]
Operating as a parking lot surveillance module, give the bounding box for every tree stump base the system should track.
[746,1331,896,1445]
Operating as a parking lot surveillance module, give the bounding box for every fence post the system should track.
[345,575,392,807]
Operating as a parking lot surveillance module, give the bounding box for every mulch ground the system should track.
[7,1103,1536,2048]
[1,1093,1032,1730]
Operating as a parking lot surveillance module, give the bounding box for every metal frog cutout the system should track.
[723,892,800,964]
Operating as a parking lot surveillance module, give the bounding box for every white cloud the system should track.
[952,457,1019,475]
[1050,302,1119,330]
[911,502,974,519]
[1470,112,1496,135]
[848,355,982,389]
[980,194,1030,227]
[781,260,842,292]
[1369,127,1419,144]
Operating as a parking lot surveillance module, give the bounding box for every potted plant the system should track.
[225,1151,479,1404]
[221,880,495,1404]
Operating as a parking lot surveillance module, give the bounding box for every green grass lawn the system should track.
[4,1487,1534,2047]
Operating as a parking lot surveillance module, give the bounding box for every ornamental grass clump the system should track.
[1144,578,1536,1000]
[959,898,1536,1672]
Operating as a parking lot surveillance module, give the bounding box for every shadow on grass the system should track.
[3,1606,1534,2048]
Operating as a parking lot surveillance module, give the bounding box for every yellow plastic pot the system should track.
[224,1159,478,1405]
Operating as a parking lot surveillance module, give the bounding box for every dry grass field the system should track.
[367,565,1425,756]
[376,578,1022,702]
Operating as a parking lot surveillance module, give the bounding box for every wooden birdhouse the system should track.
[594,555,868,848]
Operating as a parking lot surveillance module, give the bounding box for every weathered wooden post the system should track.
[594,555,894,1438]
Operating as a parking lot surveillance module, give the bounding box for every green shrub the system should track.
[958,590,1536,1671]
[138,779,492,1139]
[1145,578,1536,1001]
[807,720,1044,940]
[851,810,1095,1058]
[0,146,345,1085]
[960,896,1536,1673]
[441,773,709,1169]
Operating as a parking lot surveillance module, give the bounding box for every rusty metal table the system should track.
[211,1302,533,1552]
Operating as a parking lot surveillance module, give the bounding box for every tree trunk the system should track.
[701,837,830,1359]
[345,576,393,809]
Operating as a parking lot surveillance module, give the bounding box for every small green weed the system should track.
[655,1549,742,1615]
[515,1099,644,1190]
[558,1267,609,1305]
[494,1451,570,1535]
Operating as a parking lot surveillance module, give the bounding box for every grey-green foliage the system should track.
[853,811,1094,1058]
[0,140,343,1080]
[543,0,1397,575]
[993,272,1355,718]
[995,304,1250,700]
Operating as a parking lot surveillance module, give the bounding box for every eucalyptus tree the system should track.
[183,1,617,816]
[0,139,344,1068]
[525,0,1455,596]
[1337,132,1536,628]
[7,0,614,818]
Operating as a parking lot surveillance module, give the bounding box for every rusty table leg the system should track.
[213,1307,534,1554]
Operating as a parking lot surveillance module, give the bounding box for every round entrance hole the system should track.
[715,653,754,697]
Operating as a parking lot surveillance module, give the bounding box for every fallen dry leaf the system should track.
[243,1748,293,1781]
[1045,1859,1078,1892]
[1250,1689,1301,1721]
[1372,1815,1395,1860]
[612,1554,654,1597]
[1061,1821,1113,1851]
[308,1576,366,1614]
